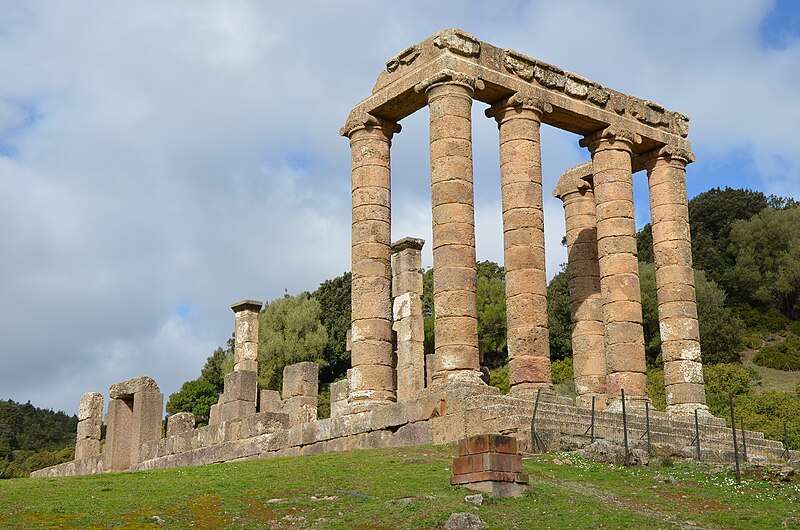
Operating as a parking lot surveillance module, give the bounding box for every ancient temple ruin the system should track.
[32,29,795,478]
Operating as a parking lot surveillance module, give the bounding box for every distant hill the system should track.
[0,399,77,478]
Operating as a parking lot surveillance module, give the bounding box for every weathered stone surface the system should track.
[442,513,486,530]
[221,399,256,423]
[283,362,319,398]
[77,419,102,440]
[259,389,283,414]
[78,392,104,422]
[222,370,258,404]
[284,396,317,426]
[108,376,159,399]
[167,412,195,436]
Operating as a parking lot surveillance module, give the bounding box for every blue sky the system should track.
[0,1,798,414]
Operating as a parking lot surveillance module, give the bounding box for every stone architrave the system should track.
[580,127,648,410]
[417,70,483,386]
[231,300,262,373]
[487,94,552,395]
[341,114,400,412]
[75,392,103,460]
[391,237,426,402]
[553,163,607,409]
[644,146,708,415]
[105,376,164,471]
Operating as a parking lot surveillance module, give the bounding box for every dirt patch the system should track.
[661,492,729,512]
[166,493,231,529]
[240,496,276,522]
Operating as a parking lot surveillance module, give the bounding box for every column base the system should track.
[667,403,710,417]
[575,393,607,411]
[431,370,486,387]
[605,395,650,414]
[509,383,553,400]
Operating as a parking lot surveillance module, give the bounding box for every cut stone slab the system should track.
[109,376,159,399]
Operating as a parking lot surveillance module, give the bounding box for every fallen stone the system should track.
[464,493,483,506]
[442,513,486,530]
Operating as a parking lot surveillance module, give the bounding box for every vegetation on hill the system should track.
[0,400,77,479]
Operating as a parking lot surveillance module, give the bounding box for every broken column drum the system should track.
[341,28,705,415]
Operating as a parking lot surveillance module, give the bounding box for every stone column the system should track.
[643,145,708,415]
[487,94,552,395]
[553,163,607,409]
[391,237,426,401]
[75,392,103,460]
[580,127,648,409]
[341,114,400,411]
[416,70,484,386]
[231,300,262,373]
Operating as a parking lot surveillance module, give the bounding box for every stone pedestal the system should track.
[391,237,426,402]
[553,163,607,409]
[488,95,552,395]
[580,128,648,410]
[419,71,483,386]
[342,115,400,412]
[282,362,319,426]
[451,434,528,497]
[644,146,707,416]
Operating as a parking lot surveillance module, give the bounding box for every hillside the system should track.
[2,445,798,529]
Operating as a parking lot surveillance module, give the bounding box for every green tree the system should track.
[636,224,654,263]
[476,261,507,368]
[200,341,234,393]
[165,379,219,425]
[312,272,352,383]
[688,187,768,283]
[638,262,743,364]
[257,292,328,391]
[546,269,572,361]
[727,206,800,319]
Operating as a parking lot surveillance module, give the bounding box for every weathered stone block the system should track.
[77,419,102,440]
[282,362,319,398]
[75,438,101,460]
[109,376,159,399]
[284,396,317,426]
[167,412,195,436]
[221,399,256,423]
[209,403,221,426]
[458,434,518,456]
[259,389,283,413]
[222,370,258,404]
[78,392,104,422]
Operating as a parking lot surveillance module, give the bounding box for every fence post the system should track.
[645,401,652,456]
[621,389,630,467]
[784,421,791,462]
[591,395,596,443]
[740,417,747,462]
[729,394,740,483]
[530,389,544,453]
[694,409,701,462]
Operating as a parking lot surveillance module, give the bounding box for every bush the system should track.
[551,358,575,398]
[489,365,509,395]
[735,305,790,334]
[753,335,800,371]
[647,367,666,411]
[703,363,758,415]
[734,391,800,448]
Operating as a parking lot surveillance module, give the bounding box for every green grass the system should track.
[1,445,798,529]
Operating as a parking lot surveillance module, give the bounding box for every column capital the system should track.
[340,111,401,139]
[552,161,593,202]
[414,68,484,96]
[231,299,263,314]
[641,143,696,168]
[485,93,553,123]
[579,125,642,154]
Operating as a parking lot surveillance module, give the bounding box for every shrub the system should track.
[647,367,666,411]
[489,365,509,395]
[753,335,800,371]
[551,358,574,385]
[703,363,758,415]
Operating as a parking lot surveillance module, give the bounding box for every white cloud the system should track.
[0,0,797,414]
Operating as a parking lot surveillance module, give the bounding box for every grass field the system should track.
[1,445,798,529]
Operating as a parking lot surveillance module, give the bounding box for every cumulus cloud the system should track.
[0,0,797,413]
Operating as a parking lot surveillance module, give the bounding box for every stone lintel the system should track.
[231,299,263,313]
[109,376,159,400]
[391,237,425,253]
[344,30,692,154]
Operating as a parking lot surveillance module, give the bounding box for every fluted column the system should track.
[341,114,401,411]
[553,163,607,408]
[644,145,708,415]
[487,94,552,395]
[416,70,484,385]
[580,127,648,410]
